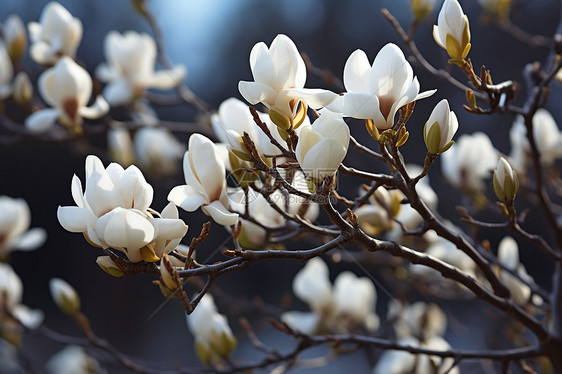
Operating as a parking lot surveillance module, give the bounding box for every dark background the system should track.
[0,0,560,372]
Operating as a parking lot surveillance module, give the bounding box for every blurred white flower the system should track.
[441,132,498,192]
[423,99,458,154]
[46,345,105,374]
[107,127,135,167]
[25,57,109,133]
[497,236,537,306]
[510,109,562,168]
[134,127,186,176]
[0,263,43,329]
[57,155,188,263]
[327,43,435,130]
[168,134,238,226]
[3,15,27,62]
[282,257,379,334]
[0,42,13,100]
[186,294,236,364]
[49,278,80,316]
[28,2,82,64]
[238,34,337,130]
[0,196,46,258]
[295,111,350,180]
[355,186,401,236]
[433,0,471,60]
[389,301,447,341]
[96,31,186,106]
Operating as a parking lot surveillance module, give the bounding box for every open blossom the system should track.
[4,15,27,62]
[328,43,435,130]
[0,196,46,259]
[168,134,238,226]
[441,132,498,192]
[186,294,236,364]
[295,111,350,180]
[25,57,109,133]
[211,97,285,162]
[57,155,188,263]
[423,99,458,154]
[0,42,13,100]
[0,263,43,329]
[282,258,379,334]
[238,34,337,130]
[28,2,82,64]
[433,0,471,60]
[96,31,186,106]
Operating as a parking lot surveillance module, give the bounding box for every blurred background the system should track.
[0,0,560,372]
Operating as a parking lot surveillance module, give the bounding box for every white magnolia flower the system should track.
[46,345,105,374]
[107,127,135,167]
[28,2,82,64]
[510,109,562,167]
[389,301,447,341]
[433,0,471,60]
[295,111,350,180]
[423,99,458,154]
[327,43,435,130]
[0,263,44,329]
[168,134,238,226]
[238,34,337,130]
[355,186,401,236]
[497,236,536,306]
[134,127,186,176]
[493,157,519,203]
[0,196,46,258]
[25,57,109,133]
[441,132,498,192]
[283,257,378,334]
[211,97,284,161]
[49,278,80,315]
[96,31,186,106]
[4,15,27,62]
[57,155,188,263]
[186,294,236,364]
[0,42,13,99]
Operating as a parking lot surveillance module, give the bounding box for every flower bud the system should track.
[159,253,180,293]
[493,157,519,203]
[433,0,471,60]
[12,72,33,106]
[423,99,458,154]
[108,127,135,167]
[96,256,125,277]
[4,15,27,62]
[49,278,80,316]
[410,0,437,21]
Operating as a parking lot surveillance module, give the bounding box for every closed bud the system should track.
[4,15,27,62]
[433,0,471,61]
[493,157,518,203]
[466,89,477,109]
[12,72,32,106]
[49,278,80,316]
[159,253,180,293]
[423,99,459,154]
[96,256,125,277]
[410,0,437,21]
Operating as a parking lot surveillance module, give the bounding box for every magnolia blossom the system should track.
[510,109,562,168]
[295,112,350,180]
[57,155,188,263]
[0,195,46,258]
[389,301,447,341]
[355,186,401,236]
[107,127,135,167]
[423,99,458,154]
[211,97,285,162]
[327,43,435,130]
[46,346,105,374]
[441,132,498,192]
[497,236,538,306]
[186,294,237,364]
[433,0,471,60]
[134,127,186,176]
[493,157,519,203]
[28,2,82,64]
[3,15,27,61]
[96,31,186,106]
[25,57,109,133]
[0,42,13,100]
[238,34,337,130]
[0,263,43,329]
[168,134,238,226]
[282,258,379,334]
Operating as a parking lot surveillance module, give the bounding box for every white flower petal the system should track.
[24,108,60,133]
[202,200,238,226]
